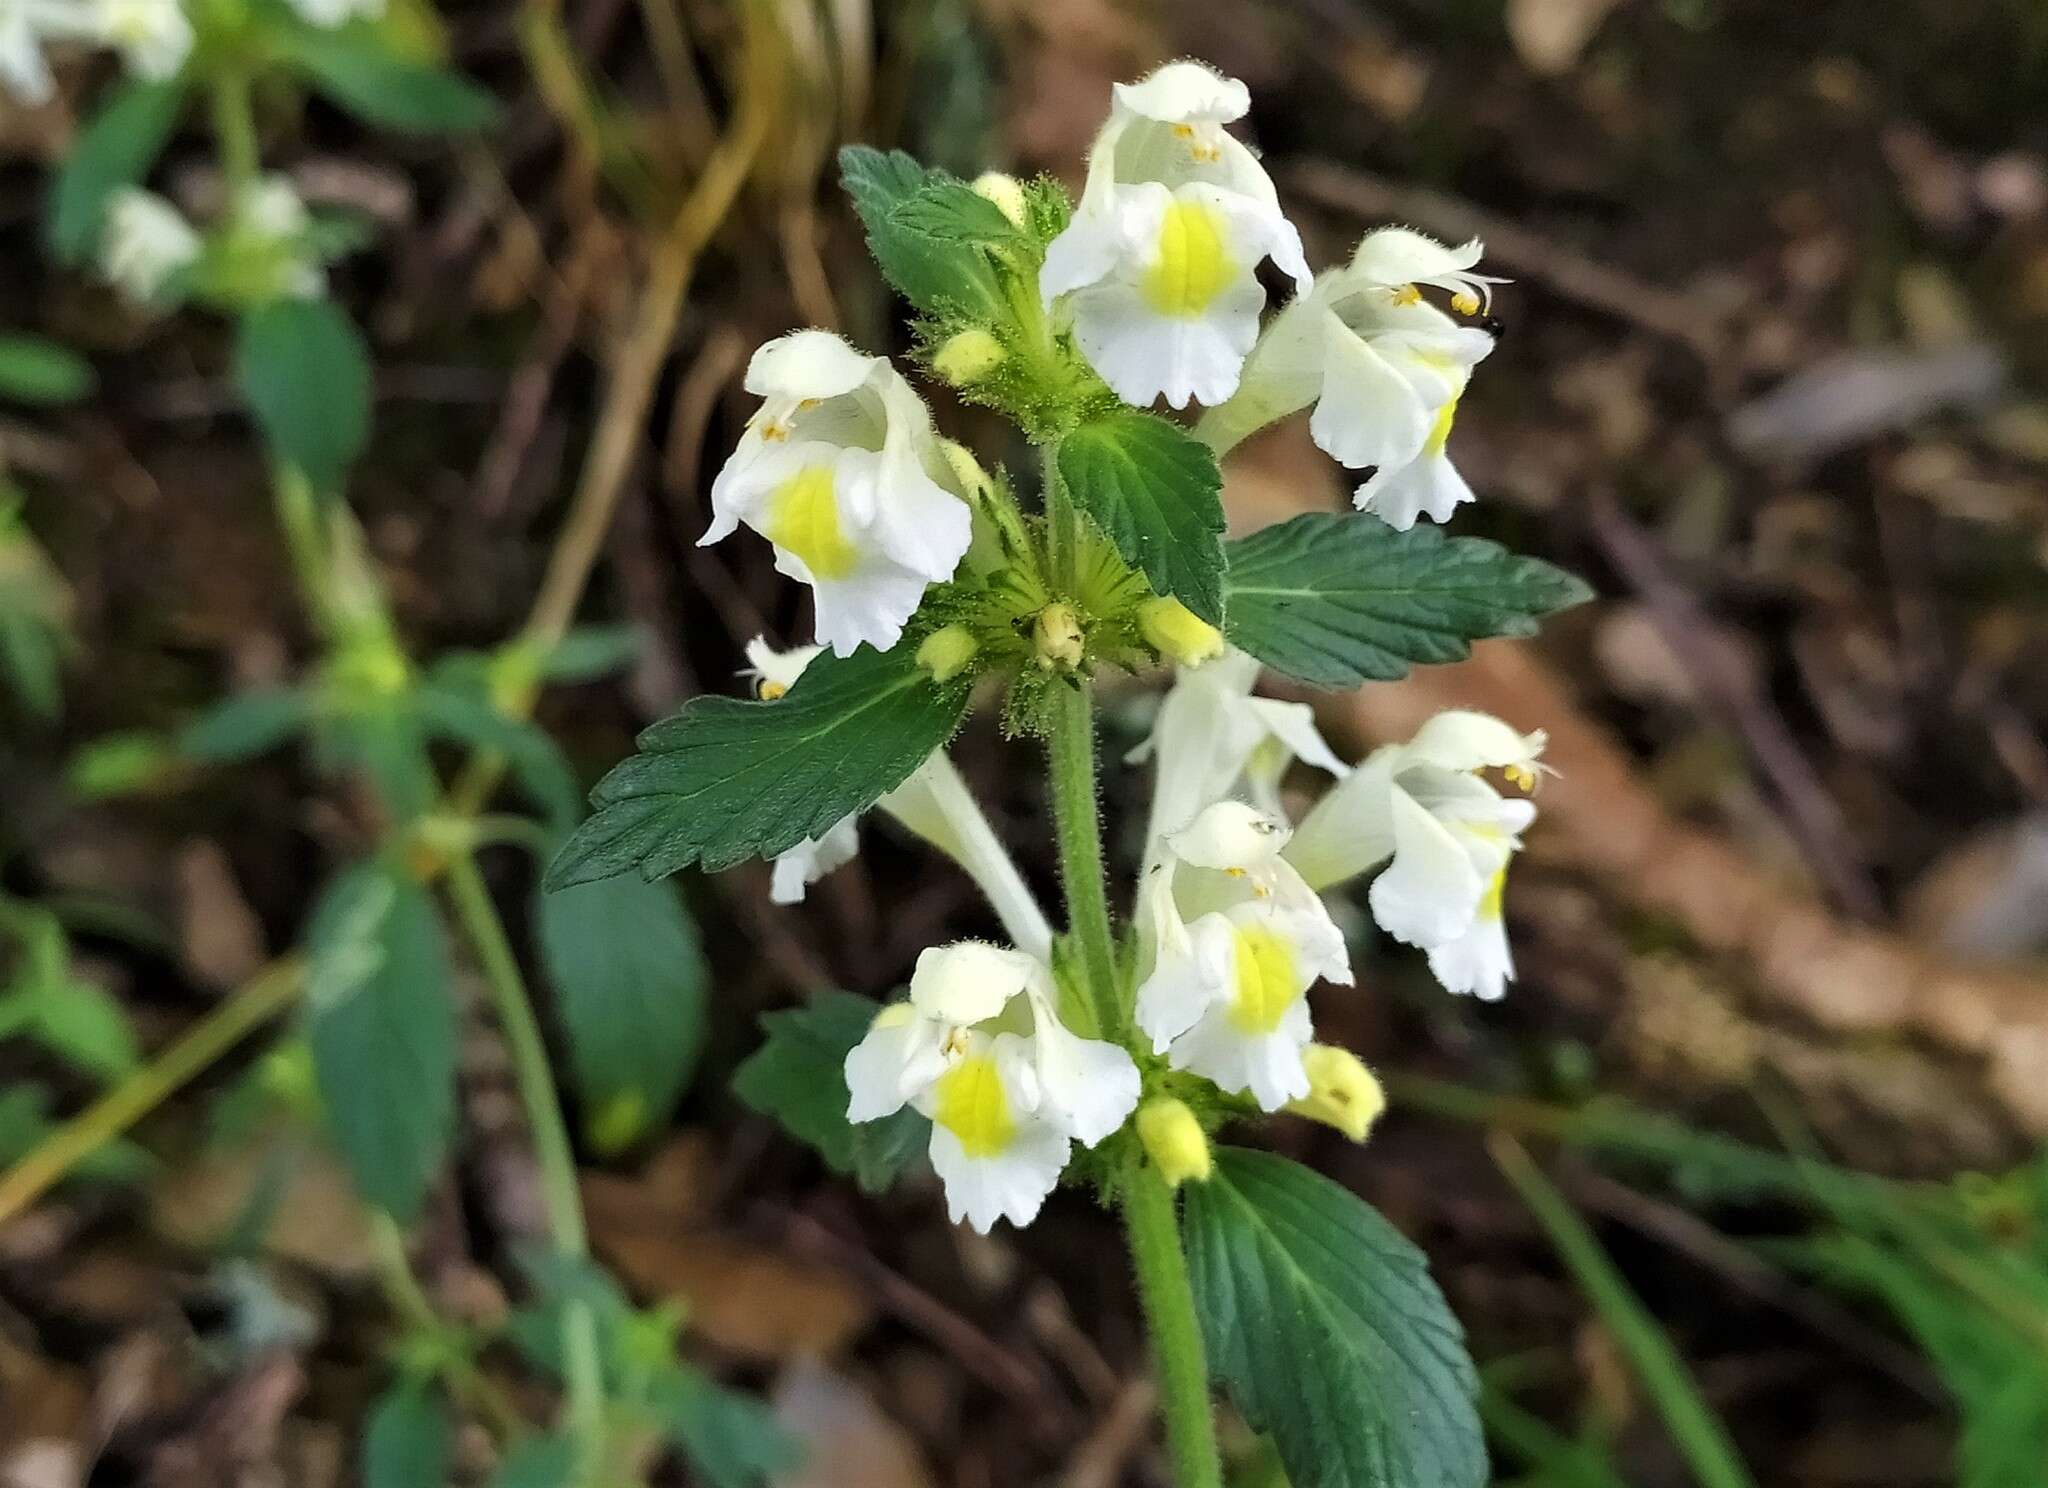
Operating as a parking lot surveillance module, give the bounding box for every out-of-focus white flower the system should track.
[1198,227,1503,527]
[703,331,973,656]
[1039,61,1311,410]
[100,187,200,303]
[844,942,1139,1232]
[744,640,1052,960]
[1286,710,1544,1000]
[0,0,98,104]
[1134,802,1351,1109]
[235,175,326,300]
[282,0,384,27]
[1131,647,1347,868]
[92,0,191,80]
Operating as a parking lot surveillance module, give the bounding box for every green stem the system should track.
[270,466,340,636]
[1123,1157,1224,1488]
[208,67,260,193]
[1045,681,1121,1040]
[440,852,606,1485]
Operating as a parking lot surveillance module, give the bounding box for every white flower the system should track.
[1286,710,1544,1000]
[1345,227,1505,315]
[100,188,200,303]
[0,0,97,104]
[703,332,972,657]
[282,0,383,27]
[1131,647,1348,867]
[92,0,191,80]
[1134,802,1351,1109]
[234,175,327,300]
[1039,61,1311,410]
[844,941,1139,1232]
[744,640,1052,959]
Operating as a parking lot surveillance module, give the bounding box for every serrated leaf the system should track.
[653,1364,803,1488]
[838,145,1007,319]
[363,1382,452,1488]
[178,688,314,763]
[1184,1148,1487,1488]
[279,28,500,135]
[232,298,372,496]
[1223,512,1593,688]
[304,862,457,1222]
[890,180,1024,246]
[0,335,96,406]
[1058,410,1226,625]
[732,992,928,1193]
[47,78,187,264]
[546,644,968,889]
[536,874,708,1153]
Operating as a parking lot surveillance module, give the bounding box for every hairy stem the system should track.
[1123,1157,1224,1488]
[441,853,605,1483]
[1045,682,1121,1040]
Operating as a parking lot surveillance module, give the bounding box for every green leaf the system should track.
[890,180,1024,247]
[313,704,436,821]
[280,28,500,135]
[178,689,314,763]
[28,979,141,1081]
[1184,1148,1486,1488]
[362,1382,451,1488]
[413,681,581,829]
[536,874,708,1153]
[304,863,457,1221]
[232,298,372,496]
[490,1434,579,1488]
[546,644,969,889]
[1223,512,1594,689]
[47,78,188,265]
[1058,411,1226,625]
[543,625,643,682]
[0,336,96,406]
[838,146,1007,319]
[732,992,927,1193]
[0,1084,148,1181]
[653,1364,802,1488]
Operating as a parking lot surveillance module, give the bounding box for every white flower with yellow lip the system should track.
[745,641,1053,959]
[92,0,191,80]
[283,0,383,27]
[1134,802,1352,1109]
[1285,710,1544,1000]
[702,331,972,656]
[1039,61,1312,410]
[100,188,200,304]
[844,941,1139,1232]
[0,0,98,104]
[1131,647,1348,868]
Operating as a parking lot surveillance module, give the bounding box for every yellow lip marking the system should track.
[1228,925,1301,1035]
[1141,200,1235,318]
[764,465,858,579]
[933,1055,1016,1158]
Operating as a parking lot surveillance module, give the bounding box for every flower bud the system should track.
[916,624,980,684]
[932,329,1006,386]
[971,171,1028,228]
[1137,1097,1212,1188]
[938,438,994,501]
[1032,602,1086,672]
[1286,1045,1386,1142]
[1138,596,1224,666]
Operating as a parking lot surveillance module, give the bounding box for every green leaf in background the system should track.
[280,28,500,135]
[542,624,643,683]
[839,146,1007,320]
[362,1382,452,1488]
[653,1364,803,1488]
[733,992,928,1194]
[24,977,141,1081]
[313,704,436,822]
[178,688,315,763]
[304,862,457,1222]
[489,1434,579,1488]
[232,298,372,497]
[413,681,582,830]
[1058,410,1227,626]
[536,874,708,1154]
[546,644,969,889]
[1223,512,1594,689]
[1184,1148,1487,1488]
[0,1084,149,1182]
[0,335,96,406]
[47,78,188,265]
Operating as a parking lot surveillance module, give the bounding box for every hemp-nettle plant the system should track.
[549,59,1593,1488]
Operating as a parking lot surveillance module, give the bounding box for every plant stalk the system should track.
[440,852,606,1484]
[1044,681,1121,1040]
[1123,1157,1224,1488]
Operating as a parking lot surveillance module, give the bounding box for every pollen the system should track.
[1227,925,1301,1034]
[1503,764,1536,792]
[1450,290,1481,315]
[759,420,789,443]
[933,1055,1016,1158]
[1390,284,1422,307]
[1141,200,1235,318]
[764,465,859,580]
[758,680,789,700]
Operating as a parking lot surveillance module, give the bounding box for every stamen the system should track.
[1390,285,1422,307]
[1504,764,1535,792]
[1450,289,1481,315]
[758,680,789,701]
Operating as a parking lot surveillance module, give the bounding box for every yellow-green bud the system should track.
[1286,1045,1387,1143]
[915,624,979,683]
[1032,602,1086,671]
[1137,1097,1212,1188]
[1139,596,1225,666]
[932,328,1006,386]
[938,438,995,501]
[971,171,1028,227]
[586,1089,649,1156]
